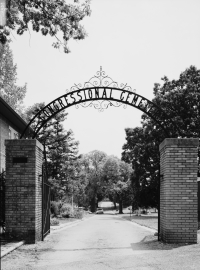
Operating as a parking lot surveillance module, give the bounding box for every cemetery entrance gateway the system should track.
[4,68,199,243]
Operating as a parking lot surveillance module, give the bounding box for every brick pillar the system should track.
[159,138,199,243]
[5,139,43,243]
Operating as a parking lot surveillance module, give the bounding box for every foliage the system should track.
[122,66,200,209]
[64,157,89,208]
[102,155,132,213]
[122,126,160,209]
[50,218,59,226]
[144,65,200,138]
[0,43,27,115]
[62,212,70,218]
[65,151,133,213]
[0,0,91,53]
[73,208,84,219]
[60,202,73,217]
[50,200,62,217]
[80,150,107,212]
[24,103,79,201]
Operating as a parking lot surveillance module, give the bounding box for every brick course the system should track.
[5,139,43,243]
[159,138,199,243]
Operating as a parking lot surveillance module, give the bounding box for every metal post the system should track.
[43,143,48,179]
[42,143,47,241]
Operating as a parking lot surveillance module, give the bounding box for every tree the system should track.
[122,66,200,209]
[122,126,160,210]
[80,150,107,212]
[102,155,120,208]
[146,65,200,181]
[48,123,79,201]
[148,65,200,138]
[0,0,91,53]
[0,43,27,115]
[64,157,90,208]
[102,156,132,214]
[25,103,80,201]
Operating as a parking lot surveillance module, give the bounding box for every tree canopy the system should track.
[122,66,200,209]
[0,42,27,115]
[60,151,133,212]
[148,65,200,138]
[0,0,91,53]
[102,155,132,213]
[25,103,80,201]
[79,150,107,212]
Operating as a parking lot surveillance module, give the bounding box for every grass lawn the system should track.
[121,213,158,231]
[121,213,200,235]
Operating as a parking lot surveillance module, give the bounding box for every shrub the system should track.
[60,203,73,218]
[50,218,59,226]
[62,212,70,218]
[74,209,84,219]
[51,201,62,217]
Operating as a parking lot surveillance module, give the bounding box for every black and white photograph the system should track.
[0,0,200,269]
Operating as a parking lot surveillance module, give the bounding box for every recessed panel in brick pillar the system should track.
[5,139,43,243]
[159,138,199,244]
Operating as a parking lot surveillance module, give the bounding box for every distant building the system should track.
[0,96,31,172]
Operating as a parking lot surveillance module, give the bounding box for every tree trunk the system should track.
[113,200,116,209]
[119,199,123,214]
[90,196,96,213]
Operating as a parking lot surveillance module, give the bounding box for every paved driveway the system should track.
[2,213,200,270]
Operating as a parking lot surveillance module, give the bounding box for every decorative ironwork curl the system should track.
[66,67,136,112]
[66,67,136,93]
[75,99,128,112]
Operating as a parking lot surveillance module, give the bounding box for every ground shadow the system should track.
[96,213,117,216]
[35,234,194,253]
[121,215,158,221]
[130,235,194,251]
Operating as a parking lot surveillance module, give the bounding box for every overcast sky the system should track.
[10,0,200,158]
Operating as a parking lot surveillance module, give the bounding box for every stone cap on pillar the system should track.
[5,139,43,150]
[159,138,199,151]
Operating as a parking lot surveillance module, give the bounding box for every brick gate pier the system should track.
[159,138,199,243]
[5,139,43,243]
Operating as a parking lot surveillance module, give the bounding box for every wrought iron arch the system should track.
[20,67,182,139]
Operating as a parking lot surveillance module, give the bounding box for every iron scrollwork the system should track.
[20,67,182,139]
[67,67,136,112]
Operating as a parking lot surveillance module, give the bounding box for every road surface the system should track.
[2,213,200,270]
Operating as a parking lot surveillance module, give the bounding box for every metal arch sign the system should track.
[20,68,181,139]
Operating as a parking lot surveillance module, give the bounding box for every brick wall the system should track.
[5,139,43,243]
[159,138,199,243]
